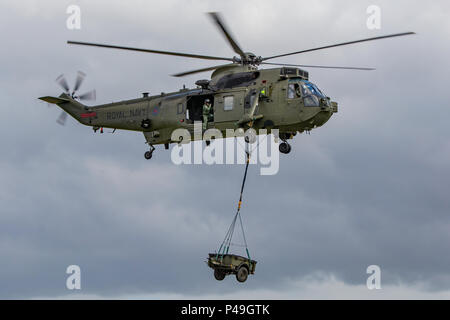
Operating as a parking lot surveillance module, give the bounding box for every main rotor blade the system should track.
[172,63,236,77]
[208,12,246,59]
[56,74,70,93]
[261,62,375,71]
[67,41,233,62]
[78,89,96,101]
[263,32,415,61]
[56,111,68,126]
[73,71,86,93]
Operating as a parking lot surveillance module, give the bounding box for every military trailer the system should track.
[207,253,257,283]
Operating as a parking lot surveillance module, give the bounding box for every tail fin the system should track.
[39,96,71,104]
[39,93,89,125]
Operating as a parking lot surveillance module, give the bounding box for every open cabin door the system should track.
[185,93,215,124]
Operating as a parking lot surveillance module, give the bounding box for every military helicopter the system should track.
[39,12,414,159]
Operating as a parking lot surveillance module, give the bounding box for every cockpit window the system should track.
[288,79,325,106]
[303,94,320,107]
[301,81,325,98]
[301,81,325,107]
[288,82,301,99]
[288,84,296,99]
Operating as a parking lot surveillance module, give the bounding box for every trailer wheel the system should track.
[236,265,249,283]
[214,269,226,281]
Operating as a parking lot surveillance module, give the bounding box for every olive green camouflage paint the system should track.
[39,66,338,146]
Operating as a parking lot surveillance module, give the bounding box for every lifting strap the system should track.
[216,151,252,262]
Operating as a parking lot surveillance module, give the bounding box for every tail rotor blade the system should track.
[73,71,86,93]
[56,74,70,93]
[56,111,68,126]
[78,89,96,101]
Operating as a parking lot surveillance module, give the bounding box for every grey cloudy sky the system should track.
[1,0,450,299]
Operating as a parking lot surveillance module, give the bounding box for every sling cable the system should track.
[207,150,257,283]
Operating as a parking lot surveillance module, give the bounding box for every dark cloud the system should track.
[0,0,450,298]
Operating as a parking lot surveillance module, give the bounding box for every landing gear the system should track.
[279,141,291,154]
[144,151,152,160]
[144,145,155,160]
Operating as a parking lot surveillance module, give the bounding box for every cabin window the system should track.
[224,95,234,111]
[177,103,184,114]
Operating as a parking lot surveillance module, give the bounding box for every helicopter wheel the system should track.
[145,145,155,160]
[144,151,153,160]
[279,142,291,154]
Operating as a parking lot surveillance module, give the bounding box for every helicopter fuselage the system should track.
[58,67,337,146]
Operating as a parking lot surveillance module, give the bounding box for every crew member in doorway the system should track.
[202,98,212,131]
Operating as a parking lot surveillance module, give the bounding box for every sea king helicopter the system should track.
[39,12,414,159]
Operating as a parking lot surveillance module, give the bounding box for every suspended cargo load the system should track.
[207,253,257,283]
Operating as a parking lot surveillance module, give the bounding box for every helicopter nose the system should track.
[309,100,338,128]
[309,109,333,129]
[319,97,338,113]
[331,101,338,113]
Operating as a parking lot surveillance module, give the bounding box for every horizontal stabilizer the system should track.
[39,96,71,104]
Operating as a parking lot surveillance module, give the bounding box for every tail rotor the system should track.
[53,71,96,125]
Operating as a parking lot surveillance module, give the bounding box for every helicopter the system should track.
[39,12,414,160]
